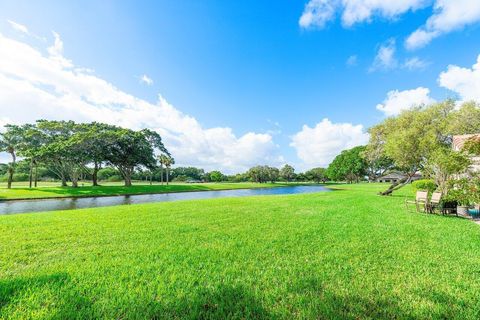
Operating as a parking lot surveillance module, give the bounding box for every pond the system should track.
[0,185,331,215]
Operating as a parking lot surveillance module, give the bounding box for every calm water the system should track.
[0,185,330,215]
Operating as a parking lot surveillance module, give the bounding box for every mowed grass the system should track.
[0,182,293,201]
[1,184,480,319]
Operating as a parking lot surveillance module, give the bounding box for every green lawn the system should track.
[0,182,294,201]
[1,183,480,319]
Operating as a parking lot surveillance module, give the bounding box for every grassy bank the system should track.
[0,182,295,201]
[1,183,480,319]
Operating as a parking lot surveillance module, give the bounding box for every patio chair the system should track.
[427,192,442,214]
[405,191,428,212]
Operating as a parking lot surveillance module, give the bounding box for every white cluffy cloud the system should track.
[406,0,480,49]
[376,87,435,116]
[370,39,397,71]
[299,1,480,49]
[370,39,428,72]
[290,118,369,167]
[0,30,282,173]
[438,54,480,102]
[299,0,427,28]
[140,74,153,86]
[7,20,29,34]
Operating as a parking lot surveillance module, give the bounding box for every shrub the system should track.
[106,175,123,182]
[412,179,437,195]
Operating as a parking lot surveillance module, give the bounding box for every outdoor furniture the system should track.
[405,191,428,212]
[427,192,442,214]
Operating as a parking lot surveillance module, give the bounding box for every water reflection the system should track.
[0,185,330,215]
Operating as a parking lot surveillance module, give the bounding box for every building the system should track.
[452,134,480,174]
[376,172,422,183]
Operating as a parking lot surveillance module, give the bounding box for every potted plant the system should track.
[446,179,473,216]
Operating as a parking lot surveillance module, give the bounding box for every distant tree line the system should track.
[0,120,171,188]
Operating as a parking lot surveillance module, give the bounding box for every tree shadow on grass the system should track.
[0,273,94,319]
[291,276,470,319]
[141,284,274,320]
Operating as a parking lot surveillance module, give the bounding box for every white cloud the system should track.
[346,55,358,66]
[7,20,29,34]
[406,0,480,49]
[140,74,153,86]
[376,87,435,116]
[299,1,480,49]
[403,57,429,70]
[438,54,480,102]
[0,31,282,173]
[299,0,338,29]
[299,0,427,28]
[369,39,397,71]
[290,118,369,167]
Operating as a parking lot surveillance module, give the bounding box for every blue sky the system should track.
[1,0,480,172]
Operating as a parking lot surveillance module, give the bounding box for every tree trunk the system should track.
[149,173,152,185]
[7,151,16,189]
[379,173,414,196]
[61,174,68,187]
[166,167,169,185]
[7,167,13,189]
[34,162,38,187]
[29,159,34,188]
[92,162,99,186]
[124,174,132,187]
[71,178,78,188]
[160,165,164,185]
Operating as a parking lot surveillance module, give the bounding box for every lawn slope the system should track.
[1,184,480,319]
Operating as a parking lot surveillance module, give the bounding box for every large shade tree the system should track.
[327,146,367,183]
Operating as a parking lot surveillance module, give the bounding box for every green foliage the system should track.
[97,167,120,180]
[424,147,471,194]
[2,184,480,318]
[304,167,327,183]
[327,146,367,183]
[171,167,205,181]
[446,178,480,206]
[463,136,480,156]
[280,164,295,182]
[412,179,437,195]
[247,165,280,183]
[208,171,225,182]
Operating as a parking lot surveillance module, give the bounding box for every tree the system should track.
[171,167,205,181]
[208,170,224,182]
[104,128,165,187]
[34,120,78,187]
[0,125,24,188]
[327,146,367,183]
[267,167,280,183]
[304,167,328,183]
[158,154,174,185]
[370,101,454,195]
[75,122,117,186]
[446,101,480,135]
[362,126,395,181]
[280,164,295,182]
[247,165,279,183]
[424,147,471,194]
[464,136,480,156]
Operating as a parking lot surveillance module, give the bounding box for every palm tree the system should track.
[158,154,174,185]
[157,154,166,185]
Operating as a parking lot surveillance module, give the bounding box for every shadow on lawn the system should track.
[147,284,274,319]
[0,273,94,318]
